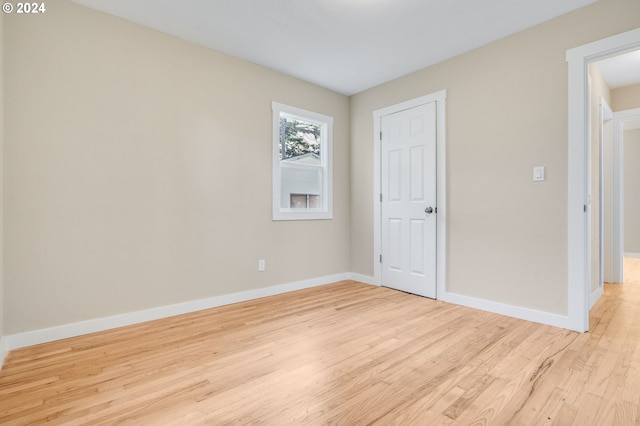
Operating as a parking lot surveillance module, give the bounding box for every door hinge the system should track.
[584,204,587,213]
[380,254,382,263]
[380,131,383,140]
[380,193,383,202]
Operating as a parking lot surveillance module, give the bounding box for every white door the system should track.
[381,102,437,298]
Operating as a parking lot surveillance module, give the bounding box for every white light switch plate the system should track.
[533,166,545,182]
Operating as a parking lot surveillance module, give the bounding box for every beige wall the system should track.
[350,0,640,315]
[625,128,640,254]
[4,1,350,333]
[613,83,640,111]
[588,63,611,292]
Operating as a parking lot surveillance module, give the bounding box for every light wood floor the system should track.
[1,259,640,425]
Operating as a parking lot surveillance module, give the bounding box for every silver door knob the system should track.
[425,207,433,214]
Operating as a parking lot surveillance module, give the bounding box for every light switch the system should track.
[533,166,545,182]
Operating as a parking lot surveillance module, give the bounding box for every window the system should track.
[272,102,333,220]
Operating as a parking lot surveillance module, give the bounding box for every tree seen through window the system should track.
[279,116,321,160]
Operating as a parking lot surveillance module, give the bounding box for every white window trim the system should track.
[272,102,333,221]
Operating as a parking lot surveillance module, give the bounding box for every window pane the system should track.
[280,163,322,209]
[289,194,321,209]
[308,195,320,209]
[290,194,307,208]
[279,116,321,162]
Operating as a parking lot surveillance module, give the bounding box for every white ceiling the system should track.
[72,0,598,95]
[597,49,640,89]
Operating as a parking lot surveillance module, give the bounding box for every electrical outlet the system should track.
[258,259,266,272]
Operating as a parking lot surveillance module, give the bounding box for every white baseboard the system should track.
[625,252,640,259]
[590,285,604,309]
[349,273,376,286]
[2,273,581,356]
[440,291,572,330]
[0,337,6,371]
[4,273,351,352]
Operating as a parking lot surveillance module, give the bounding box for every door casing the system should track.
[373,91,447,298]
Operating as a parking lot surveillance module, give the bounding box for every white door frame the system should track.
[593,97,612,308]
[566,27,640,332]
[600,98,614,287]
[613,108,640,274]
[373,90,447,297]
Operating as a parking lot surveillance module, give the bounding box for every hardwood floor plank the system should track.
[553,402,579,425]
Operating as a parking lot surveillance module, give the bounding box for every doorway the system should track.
[567,27,640,332]
[593,49,640,296]
[615,113,640,279]
[373,91,447,299]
